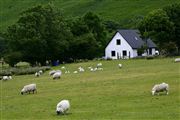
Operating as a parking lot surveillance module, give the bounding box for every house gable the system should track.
[105,32,134,59]
[105,30,158,59]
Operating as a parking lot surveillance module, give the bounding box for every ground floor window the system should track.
[149,48,152,55]
[122,50,127,56]
[111,51,116,57]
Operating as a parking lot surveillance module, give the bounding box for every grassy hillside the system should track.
[1,58,179,120]
[1,0,179,31]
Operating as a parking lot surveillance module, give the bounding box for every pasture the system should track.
[0,58,179,120]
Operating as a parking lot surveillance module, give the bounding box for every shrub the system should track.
[146,56,154,60]
[0,66,51,76]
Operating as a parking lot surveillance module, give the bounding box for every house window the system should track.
[116,39,121,45]
[111,51,116,57]
[122,50,127,56]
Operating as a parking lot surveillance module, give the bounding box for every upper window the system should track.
[116,39,121,45]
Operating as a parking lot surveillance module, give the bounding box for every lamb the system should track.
[38,70,43,75]
[53,71,62,79]
[175,58,180,62]
[78,67,85,72]
[118,64,122,68]
[61,66,66,69]
[97,63,102,68]
[65,70,70,74]
[35,72,40,77]
[56,100,70,115]
[21,83,37,95]
[49,70,56,76]
[97,67,103,71]
[152,82,169,95]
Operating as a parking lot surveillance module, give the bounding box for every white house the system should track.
[105,30,157,59]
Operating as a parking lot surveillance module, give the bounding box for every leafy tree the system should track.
[69,33,99,60]
[7,4,72,66]
[83,12,107,49]
[138,9,175,53]
[164,3,180,53]
[4,51,22,67]
[0,35,7,58]
[68,12,107,60]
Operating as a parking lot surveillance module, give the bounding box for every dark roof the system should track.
[117,30,156,49]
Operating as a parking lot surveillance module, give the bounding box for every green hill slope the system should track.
[1,0,179,31]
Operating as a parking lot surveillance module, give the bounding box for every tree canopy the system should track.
[6,4,72,66]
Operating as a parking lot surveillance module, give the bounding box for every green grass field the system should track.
[0,58,179,120]
[1,0,179,31]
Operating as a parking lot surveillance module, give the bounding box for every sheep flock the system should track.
[1,59,176,117]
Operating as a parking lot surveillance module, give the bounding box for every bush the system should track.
[0,66,51,76]
[146,56,154,60]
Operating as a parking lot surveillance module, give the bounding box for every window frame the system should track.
[116,39,121,45]
[111,51,116,57]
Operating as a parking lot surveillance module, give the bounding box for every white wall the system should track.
[105,32,135,59]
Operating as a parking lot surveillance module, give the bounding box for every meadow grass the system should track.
[0,58,180,120]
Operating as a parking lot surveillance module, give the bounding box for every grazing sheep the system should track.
[78,67,85,72]
[8,76,12,80]
[97,63,102,68]
[56,100,70,115]
[118,64,122,68]
[49,70,56,76]
[65,70,70,74]
[61,66,65,69]
[175,58,180,62]
[35,72,41,77]
[2,76,12,81]
[38,70,43,75]
[53,71,62,79]
[73,71,78,74]
[21,83,37,95]
[152,82,169,95]
[97,68,103,71]
[90,68,94,72]
[88,66,92,69]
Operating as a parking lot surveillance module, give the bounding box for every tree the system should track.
[69,33,99,60]
[0,35,7,58]
[138,9,175,53]
[68,12,107,60]
[83,12,107,50]
[6,4,72,66]
[164,3,180,54]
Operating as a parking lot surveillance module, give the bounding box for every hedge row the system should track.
[0,66,51,76]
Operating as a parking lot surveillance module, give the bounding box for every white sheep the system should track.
[56,100,70,115]
[97,68,103,71]
[38,70,43,74]
[53,71,62,79]
[118,64,122,68]
[21,83,37,95]
[73,71,78,74]
[65,70,70,74]
[97,63,102,68]
[175,58,180,62]
[2,76,12,81]
[152,82,169,95]
[61,66,66,69]
[49,70,56,76]
[88,66,92,69]
[35,72,40,77]
[78,67,85,72]
[9,76,12,80]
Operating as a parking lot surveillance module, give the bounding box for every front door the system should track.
[149,48,152,55]
[122,50,127,58]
